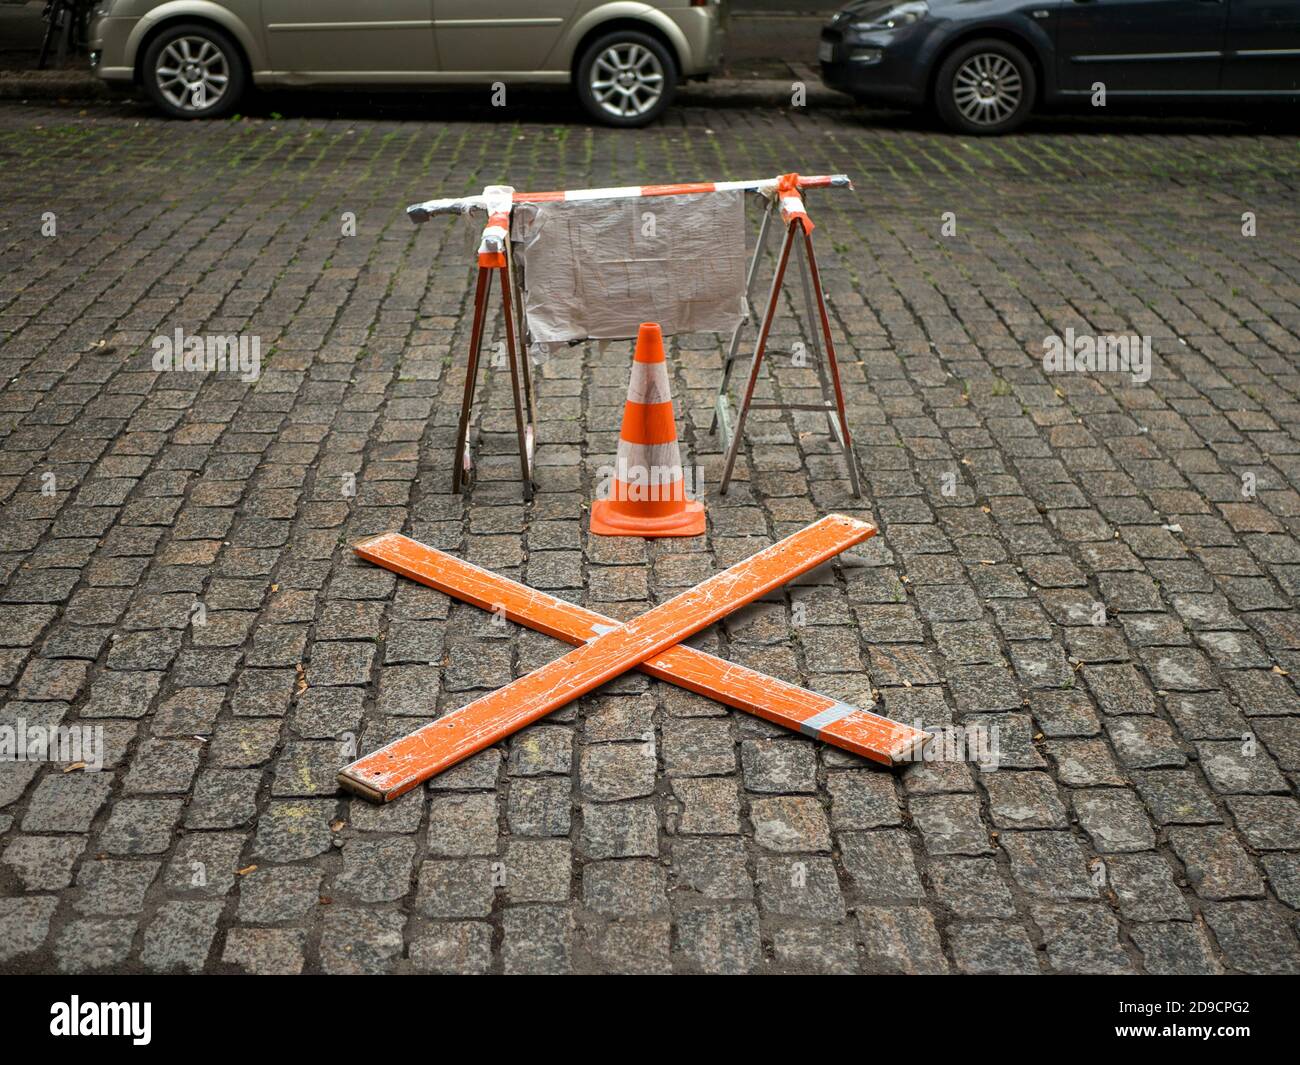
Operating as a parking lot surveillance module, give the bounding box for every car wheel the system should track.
[142,23,245,119]
[934,38,1035,135]
[576,30,676,127]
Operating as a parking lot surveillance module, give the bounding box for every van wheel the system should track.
[142,22,246,119]
[934,38,1035,135]
[576,30,676,127]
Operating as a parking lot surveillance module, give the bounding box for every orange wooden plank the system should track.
[338,515,876,801]
[353,532,928,767]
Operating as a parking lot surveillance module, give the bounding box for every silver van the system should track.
[88,1,726,126]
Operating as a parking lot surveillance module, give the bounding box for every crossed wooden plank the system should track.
[351,530,928,767]
[338,515,928,802]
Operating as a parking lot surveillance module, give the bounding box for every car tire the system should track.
[934,38,1035,135]
[142,22,246,119]
[575,30,676,127]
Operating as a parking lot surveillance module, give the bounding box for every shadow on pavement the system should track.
[244,90,1300,136]
[838,100,1300,137]
[12,81,1300,138]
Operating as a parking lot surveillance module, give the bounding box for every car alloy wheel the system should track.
[589,42,666,120]
[951,52,1023,128]
[154,34,230,113]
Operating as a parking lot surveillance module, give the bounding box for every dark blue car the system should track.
[819,0,1300,133]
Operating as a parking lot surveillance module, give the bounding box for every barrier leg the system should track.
[453,265,494,494]
[719,219,797,496]
[803,227,861,497]
[712,199,775,437]
[794,227,835,440]
[506,243,539,466]
[497,260,534,501]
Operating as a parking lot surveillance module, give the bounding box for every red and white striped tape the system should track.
[410,173,851,261]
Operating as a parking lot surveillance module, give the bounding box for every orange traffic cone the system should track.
[591,323,706,538]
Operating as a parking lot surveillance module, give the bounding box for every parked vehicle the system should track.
[87,0,726,126]
[819,0,1300,134]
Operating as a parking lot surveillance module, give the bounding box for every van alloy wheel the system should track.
[589,42,665,119]
[154,35,230,112]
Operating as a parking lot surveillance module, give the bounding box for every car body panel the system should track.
[89,0,724,86]
[1223,0,1300,91]
[817,0,1300,114]
[1056,0,1227,94]
[820,1,1057,106]
[261,0,437,75]
[433,1,578,73]
[558,2,722,77]
[415,3,707,82]
[92,0,268,81]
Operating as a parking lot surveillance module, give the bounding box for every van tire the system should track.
[142,22,246,119]
[575,30,677,127]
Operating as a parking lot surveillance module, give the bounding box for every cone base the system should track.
[590,498,706,539]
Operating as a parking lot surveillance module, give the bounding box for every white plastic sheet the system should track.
[511,191,746,349]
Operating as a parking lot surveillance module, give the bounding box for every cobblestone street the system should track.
[2,94,1299,974]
